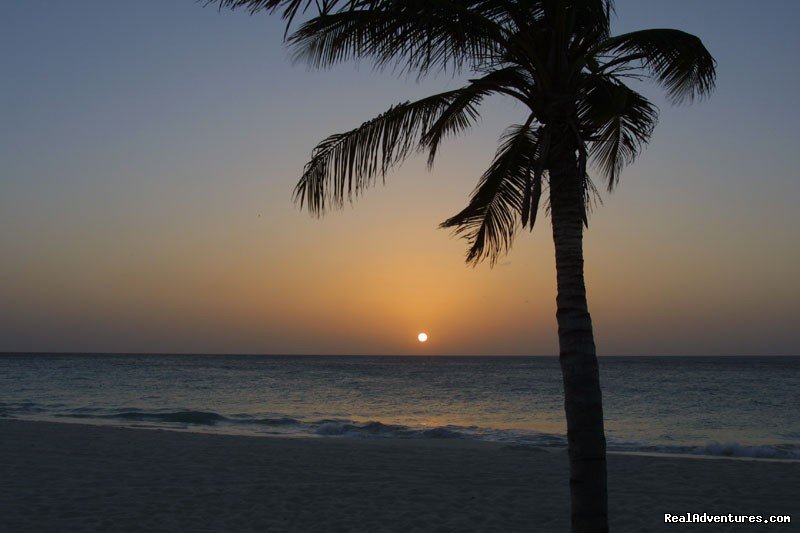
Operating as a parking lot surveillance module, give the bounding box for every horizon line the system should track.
[1,352,798,358]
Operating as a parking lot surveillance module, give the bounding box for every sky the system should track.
[1,0,799,355]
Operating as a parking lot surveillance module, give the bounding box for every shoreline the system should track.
[2,419,797,532]
[5,414,798,464]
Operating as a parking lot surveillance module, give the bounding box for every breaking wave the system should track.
[2,401,798,460]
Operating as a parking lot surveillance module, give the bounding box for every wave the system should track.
[62,410,228,425]
[51,409,302,427]
[606,440,800,460]
[312,420,467,439]
[3,402,798,460]
[674,442,799,460]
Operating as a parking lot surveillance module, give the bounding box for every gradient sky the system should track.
[2,0,799,355]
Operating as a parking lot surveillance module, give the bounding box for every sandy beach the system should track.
[0,420,796,532]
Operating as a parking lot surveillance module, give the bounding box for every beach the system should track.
[1,420,796,532]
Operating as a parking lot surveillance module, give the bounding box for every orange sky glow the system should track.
[1,1,799,355]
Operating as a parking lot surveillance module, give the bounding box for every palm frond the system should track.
[597,28,716,103]
[211,0,322,32]
[422,67,532,168]
[579,77,658,189]
[568,0,614,39]
[212,0,306,15]
[214,0,717,271]
[440,119,540,265]
[294,89,479,215]
[287,0,509,75]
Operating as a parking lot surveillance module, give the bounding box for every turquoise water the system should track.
[1,354,798,459]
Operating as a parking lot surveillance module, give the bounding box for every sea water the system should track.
[1,354,798,459]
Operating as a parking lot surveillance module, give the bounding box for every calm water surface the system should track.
[1,355,798,459]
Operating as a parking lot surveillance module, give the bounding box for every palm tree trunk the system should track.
[549,160,609,533]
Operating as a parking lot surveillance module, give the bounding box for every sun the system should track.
[417,332,428,343]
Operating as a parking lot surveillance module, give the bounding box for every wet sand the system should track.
[0,420,796,532]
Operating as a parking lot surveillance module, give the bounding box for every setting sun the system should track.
[417,333,428,343]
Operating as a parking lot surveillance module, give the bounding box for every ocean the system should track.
[1,354,798,460]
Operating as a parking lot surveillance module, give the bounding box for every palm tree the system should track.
[214,1,716,531]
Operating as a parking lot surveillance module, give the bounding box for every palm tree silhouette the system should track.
[215,1,716,531]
